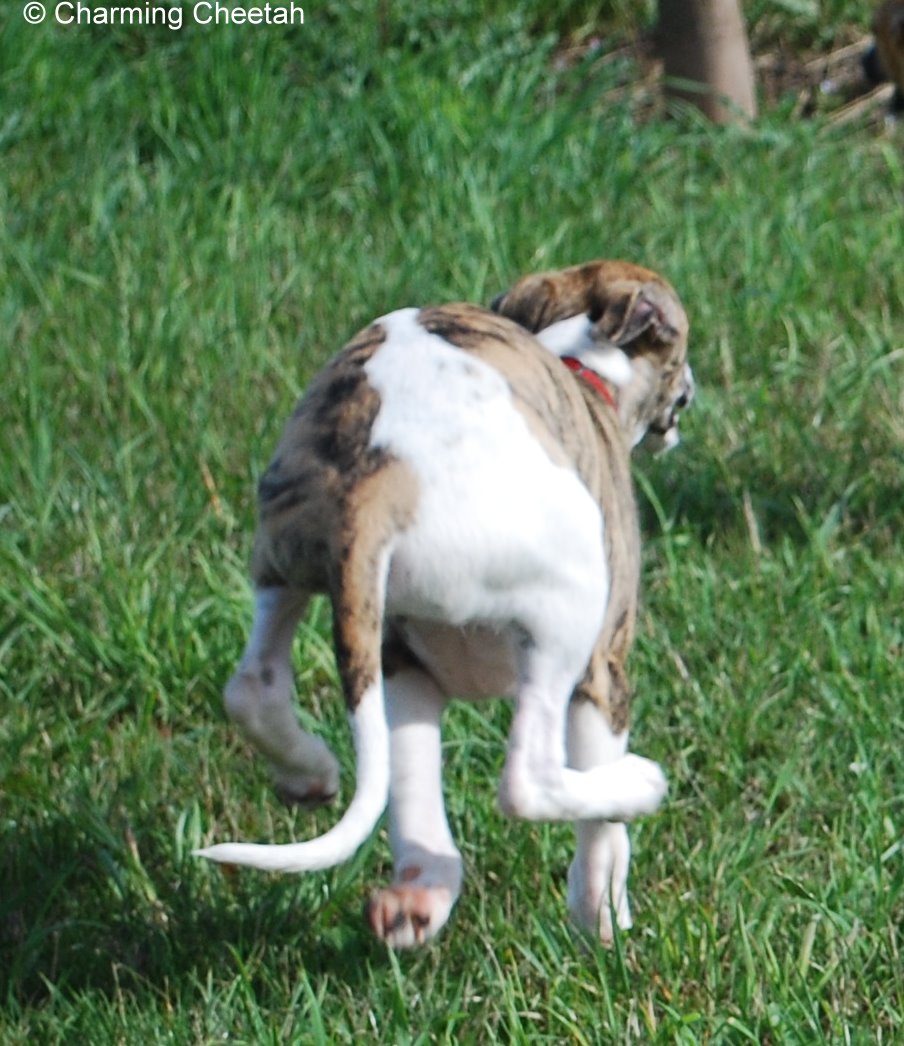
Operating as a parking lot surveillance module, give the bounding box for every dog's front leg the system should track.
[366,667,462,948]
[566,698,632,945]
[223,586,340,805]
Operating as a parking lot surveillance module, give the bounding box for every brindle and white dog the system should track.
[195,260,694,948]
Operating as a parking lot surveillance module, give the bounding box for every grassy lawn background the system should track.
[1,2,902,1041]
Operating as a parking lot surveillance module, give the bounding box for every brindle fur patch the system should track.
[253,323,388,589]
[252,322,419,708]
[492,260,688,360]
[330,460,418,704]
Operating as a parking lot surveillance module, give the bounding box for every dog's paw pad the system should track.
[366,884,454,949]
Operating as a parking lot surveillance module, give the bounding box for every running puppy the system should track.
[196,260,694,948]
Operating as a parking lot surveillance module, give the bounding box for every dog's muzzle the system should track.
[647,364,695,455]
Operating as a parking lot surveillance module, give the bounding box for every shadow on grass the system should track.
[637,440,904,550]
[0,810,384,1006]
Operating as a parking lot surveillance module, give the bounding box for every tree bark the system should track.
[658,0,757,123]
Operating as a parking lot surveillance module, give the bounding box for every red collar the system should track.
[561,356,617,410]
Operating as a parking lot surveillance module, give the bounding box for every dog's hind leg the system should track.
[367,666,462,948]
[224,586,340,806]
[499,644,666,824]
[198,526,397,872]
[565,698,632,945]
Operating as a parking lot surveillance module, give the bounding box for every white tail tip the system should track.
[194,681,390,874]
[193,841,343,873]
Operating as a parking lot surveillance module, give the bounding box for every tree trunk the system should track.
[658,0,757,123]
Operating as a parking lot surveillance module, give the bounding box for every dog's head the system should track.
[492,260,694,452]
[863,1,904,110]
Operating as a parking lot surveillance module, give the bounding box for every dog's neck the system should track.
[533,313,632,412]
[560,356,617,410]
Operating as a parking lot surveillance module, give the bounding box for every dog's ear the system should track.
[592,281,681,353]
[493,263,687,352]
[491,276,560,333]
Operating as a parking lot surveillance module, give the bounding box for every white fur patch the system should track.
[534,314,633,388]
[577,346,633,388]
[566,697,629,769]
[364,308,607,650]
[534,314,596,355]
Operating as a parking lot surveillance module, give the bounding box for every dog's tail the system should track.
[195,521,400,873]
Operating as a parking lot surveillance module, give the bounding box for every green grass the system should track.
[2,2,903,1042]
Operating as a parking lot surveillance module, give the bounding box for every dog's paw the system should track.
[272,754,340,808]
[366,884,455,948]
[273,776,338,808]
[607,754,668,820]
